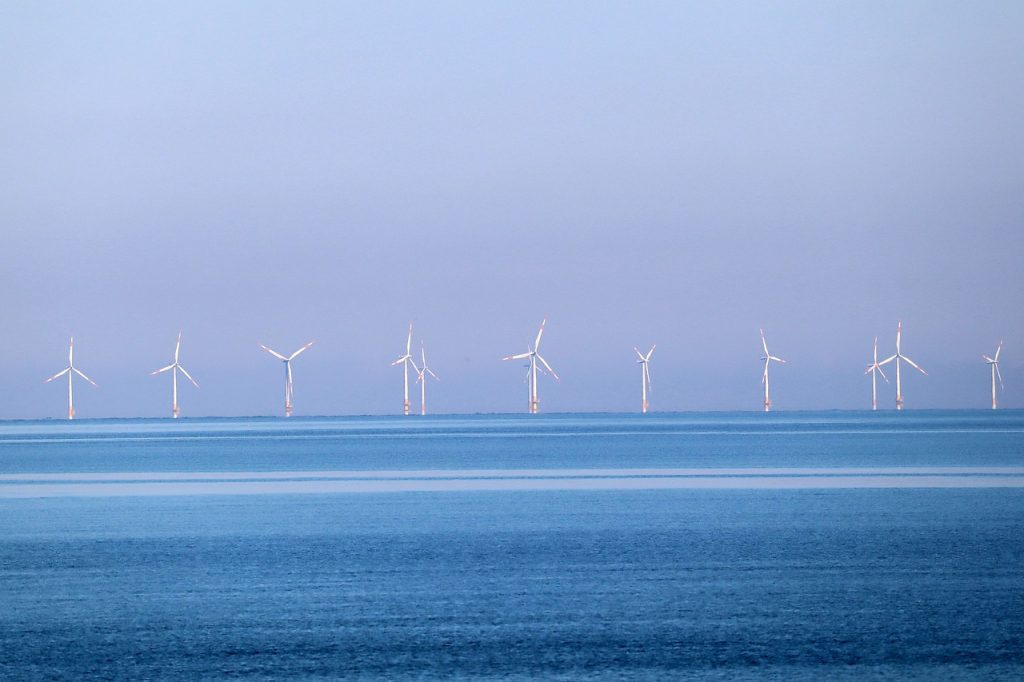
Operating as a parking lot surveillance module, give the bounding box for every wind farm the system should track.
[151,332,199,418]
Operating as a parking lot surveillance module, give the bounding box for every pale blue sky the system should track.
[2,1,1022,417]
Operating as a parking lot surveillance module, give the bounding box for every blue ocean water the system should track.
[1,411,1023,679]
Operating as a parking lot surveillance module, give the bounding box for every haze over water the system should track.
[2,411,1023,679]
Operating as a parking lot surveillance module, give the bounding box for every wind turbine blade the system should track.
[421,346,427,368]
[878,354,897,366]
[864,365,874,376]
[534,318,546,350]
[392,355,409,366]
[427,368,439,381]
[760,329,769,355]
[896,321,902,353]
[69,338,74,366]
[288,340,316,361]
[536,354,559,381]
[503,352,532,361]
[151,364,175,375]
[175,331,182,363]
[902,355,927,375]
[983,355,995,363]
[406,324,412,355]
[260,344,288,361]
[995,342,1003,361]
[646,345,656,361]
[178,365,200,388]
[634,347,645,361]
[73,368,97,386]
[409,357,420,373]
[877,365,888,383]
[45,368,70,383]
[770,356,786,364]
[995,364,1004,390]
[287,362,294,398]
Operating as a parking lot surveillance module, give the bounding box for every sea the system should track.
[1,411,1022,680]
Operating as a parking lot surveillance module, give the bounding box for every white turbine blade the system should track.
[503,352,532,361]
[995,363,1004,390]
[288,340,316,361]
[178,365,200,388]
[864,365,874,376]
[896,321,902,353]
[260,344,288,361]
[409,357,420,374]
[392,354,410,366]
[878,354,897,367]
[287,362,294,397]
[646,345,656,361]
[982,355,995,363]
[69,337,74,366]
[769,355,786,364]
[536,354,560,381]
[534,318,547,350]
[427,368,439,381]
[877,364,888,383]
[45,367,70,383]
[760,329,769,355]
[421,346,427,368]
[902,355,927,375]
[995,342,1003,361]
[151,363,175,375]
[175,331,182,363]
[406,324,413,354]
[634,346,645,361]
[73,368,97,386]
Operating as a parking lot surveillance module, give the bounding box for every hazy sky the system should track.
[2,1,1022,418]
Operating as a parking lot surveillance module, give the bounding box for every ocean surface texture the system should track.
[2,412,1023,680]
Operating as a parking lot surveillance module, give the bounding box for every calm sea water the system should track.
[2,411,1023,679]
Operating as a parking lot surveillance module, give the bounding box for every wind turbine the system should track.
[982,341,1004,410]
[878,321,927,410]
[759,329,786,412]
[634,345,655,413]
[414,344,439,415]
[391,323,419,415]
[44,337,97,420]
[260,340,315,417]
[864,337,889,411]
[150,331,200,418]
[502,318,559,414]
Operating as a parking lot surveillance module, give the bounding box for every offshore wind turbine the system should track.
[414,344,439,415]
[759,329,786,412]
[151,331,199,418]
[391,323,419,415]
[260,340,315,417]
[634,345,655,413]
[44,337,96,420]
[502,318,559,414]
[864,337,889,411]
[878,321,927,410]
[982,341,1004,410]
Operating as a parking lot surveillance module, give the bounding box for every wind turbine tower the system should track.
[982,341,1004,410]
[151,331,200,418]
[260,340,316,417]
[415,344,440,415]
[759,329,786,412]
[44,337,97,420]
[878,321,927,410]
[634,345,655,413]
[502,318,559,414]
[864,337,889,411]
[391,323,419,415]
